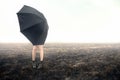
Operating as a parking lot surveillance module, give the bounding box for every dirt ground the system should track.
[0,43,120,80]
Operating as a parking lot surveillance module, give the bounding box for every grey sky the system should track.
[0,0,120,43]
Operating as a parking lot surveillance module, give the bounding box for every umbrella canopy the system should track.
[17,5,49,45]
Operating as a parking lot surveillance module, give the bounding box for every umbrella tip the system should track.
[23,5,27,7]
[23,5,31,8]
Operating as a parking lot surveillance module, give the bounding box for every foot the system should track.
[32,61,36,69]
[37,61,43,69]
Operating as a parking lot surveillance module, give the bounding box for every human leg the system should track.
[32,45,37,68]
[32,46,37,61]
[38,45,44,61]
[37,45,44,69]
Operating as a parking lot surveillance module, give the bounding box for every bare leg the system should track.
[32,46,37,61]
[37,45,44,69]
[38,45,44,61]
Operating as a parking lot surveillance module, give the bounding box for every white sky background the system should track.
[0,0,120,43]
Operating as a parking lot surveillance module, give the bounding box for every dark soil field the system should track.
[0,43,120,80]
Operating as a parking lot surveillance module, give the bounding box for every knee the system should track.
[32,46,37,51]
[38,45,43,50]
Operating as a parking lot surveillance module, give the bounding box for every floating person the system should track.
[17,5,49,69]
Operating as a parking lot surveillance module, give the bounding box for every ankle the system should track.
[39,61,43,64]
[32,60,35,63]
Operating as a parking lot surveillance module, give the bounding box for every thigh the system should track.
[37,45,43,49]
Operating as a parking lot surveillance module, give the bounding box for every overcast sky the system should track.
[0,0,120,43]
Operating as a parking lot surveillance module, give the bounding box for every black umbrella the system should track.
[17,5,49,45]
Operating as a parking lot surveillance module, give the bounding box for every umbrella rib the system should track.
[20,23,43,32]
[18,12,45,21]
